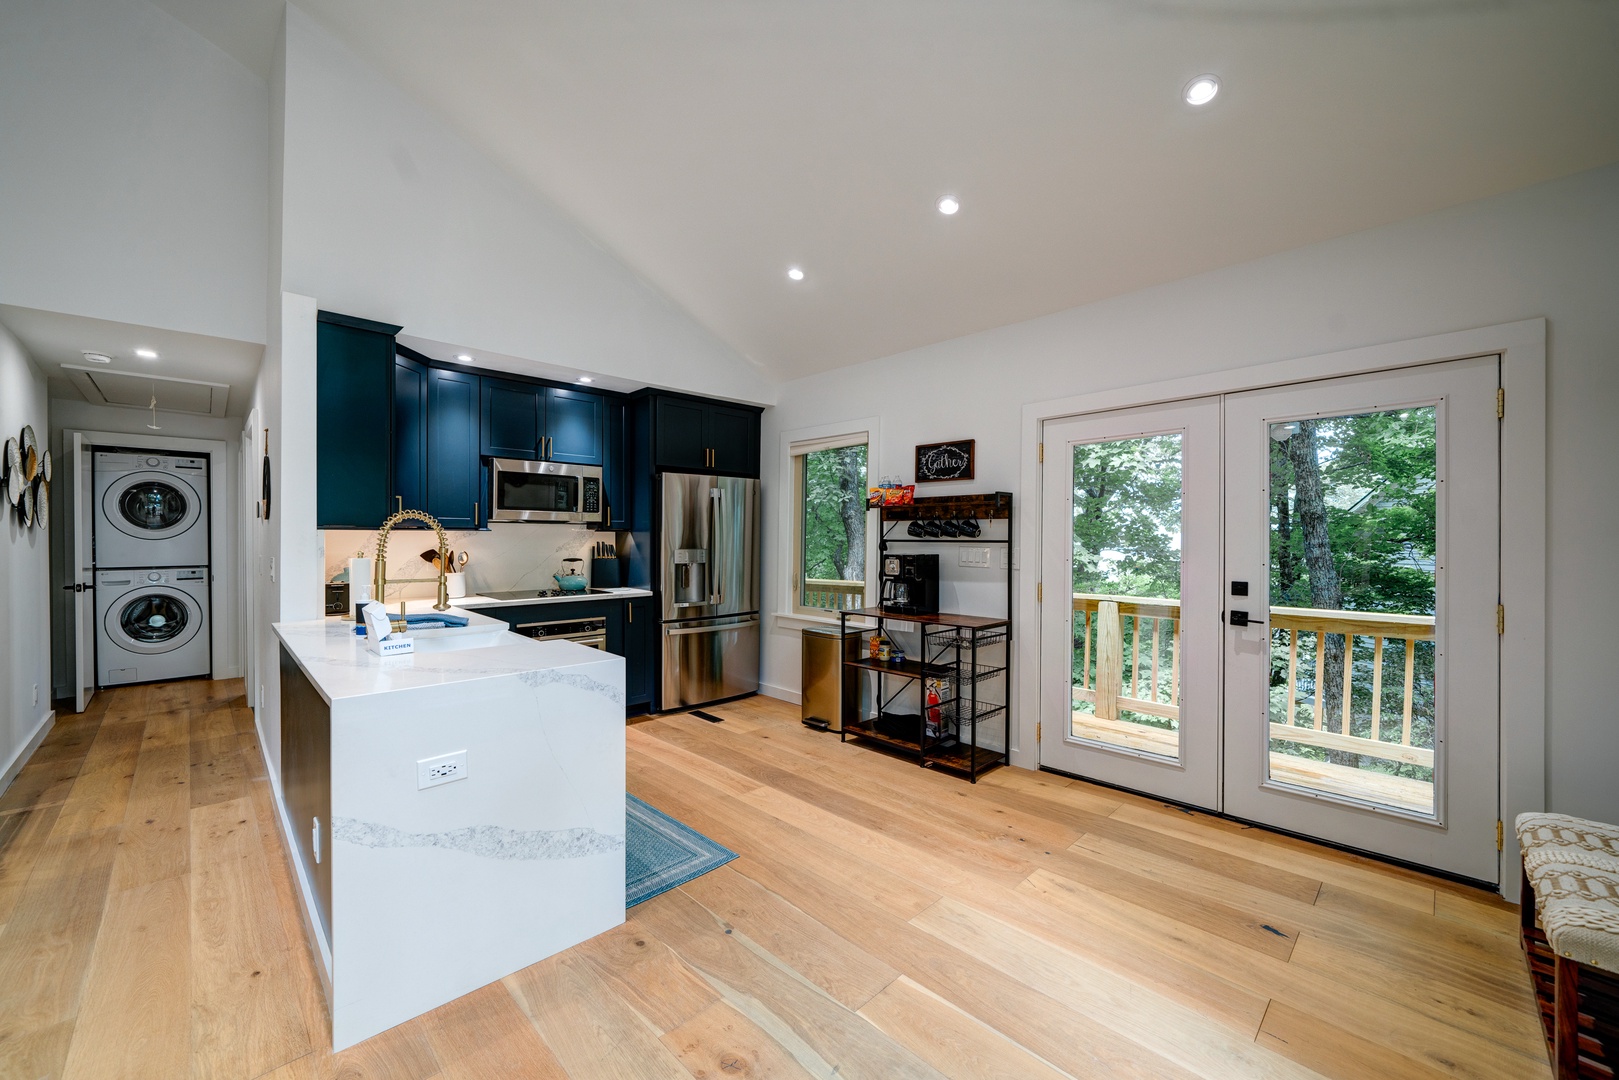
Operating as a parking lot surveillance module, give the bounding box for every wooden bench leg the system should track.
[1554,952,1580,1079]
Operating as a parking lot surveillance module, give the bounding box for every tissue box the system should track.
[365,634,415,656]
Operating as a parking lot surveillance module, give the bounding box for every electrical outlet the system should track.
[270,556,276,582]
[418,750,468,789]
[32,684,38,707]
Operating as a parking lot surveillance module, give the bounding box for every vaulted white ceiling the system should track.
[160,0,1619,381]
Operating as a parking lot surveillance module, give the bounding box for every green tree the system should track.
[802,445,867,585]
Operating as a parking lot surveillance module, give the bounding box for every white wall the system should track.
[46,401,245,699]
[0,322,53,792]
[247,291,321,781]
[0,0,268,345]
[277,5,773,406]
[761,162,1619,825]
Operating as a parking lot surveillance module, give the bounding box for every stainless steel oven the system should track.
[489,459,604,524]
[513,616,607,650]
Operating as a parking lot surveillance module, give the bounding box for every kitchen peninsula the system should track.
[272,611,625,1050]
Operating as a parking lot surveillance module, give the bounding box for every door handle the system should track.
[1227,610,1265,627]
[708,488,723,606]
[665,617,759,637]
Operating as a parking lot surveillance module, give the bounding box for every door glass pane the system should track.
[799,444,868,612]
[1070,434,1183,760]
[1266,409,1437,815]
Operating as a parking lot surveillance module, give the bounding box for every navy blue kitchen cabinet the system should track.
[426,367,483,529]
[605,399,628,530]
[480,378,544,459]
[392,352,428,516]
[653,396,708,472]
[706,402,761,477]
[545,388,606,465]
[481,379,605,466]
[623,595,656,713]
[650,394,762,478]
[317,312,401,529]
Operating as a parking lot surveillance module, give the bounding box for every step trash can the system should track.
[801,626,860,732]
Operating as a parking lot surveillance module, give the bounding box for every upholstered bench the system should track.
[1516,812,1619,1079]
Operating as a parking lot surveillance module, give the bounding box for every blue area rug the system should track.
[626,793,737,907]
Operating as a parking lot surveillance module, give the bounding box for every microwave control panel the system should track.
[582,477,601,515]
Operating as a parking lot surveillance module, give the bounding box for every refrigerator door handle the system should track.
[708,487,723,606]
[665,616,760,637]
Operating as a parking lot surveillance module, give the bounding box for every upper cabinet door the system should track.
[393,353,428,516]
[545,388,605,465]
[427,368,482,529]
[705,403,760,478]
[317,316,398,528]
[654,397,709,472]
[481,378,544,460]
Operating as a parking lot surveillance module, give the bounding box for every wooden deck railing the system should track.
[803,578,866,612]
[1270,606,1434,767]
[1072,594,1182,724]
[1072,594,1434,767]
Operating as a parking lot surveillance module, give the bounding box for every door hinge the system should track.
[1496,387,1505,419]
[1036,722,1042,741]
[1038,442,1044,463]
[1496,604,1505,635]
[1037,582,1043,603]
[1497,819,1504,852]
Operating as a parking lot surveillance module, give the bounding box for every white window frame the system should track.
[776,417,879,626]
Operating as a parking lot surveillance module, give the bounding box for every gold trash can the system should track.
[801,627,859,732]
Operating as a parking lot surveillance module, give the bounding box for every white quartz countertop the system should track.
[274,609,620,704]
[452,587,652,609]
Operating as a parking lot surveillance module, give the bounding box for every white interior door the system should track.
[1039,398,1223,809]
[1222,357,1500,882]
[70,432,96,712]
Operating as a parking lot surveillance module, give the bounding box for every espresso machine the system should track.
[880,554,939,616]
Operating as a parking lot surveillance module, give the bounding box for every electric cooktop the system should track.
[478,587,611,601]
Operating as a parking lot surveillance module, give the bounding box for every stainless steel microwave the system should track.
[488,458,604,523]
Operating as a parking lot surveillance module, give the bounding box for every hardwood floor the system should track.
[0,679,1549,1079]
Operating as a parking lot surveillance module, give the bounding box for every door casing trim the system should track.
[1017,317,1546,899]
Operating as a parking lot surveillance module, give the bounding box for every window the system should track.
[792,434,869,614]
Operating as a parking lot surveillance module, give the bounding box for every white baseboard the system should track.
[759,681,801,706]
[0,709,56,798]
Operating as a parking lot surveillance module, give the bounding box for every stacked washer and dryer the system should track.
[93,450,212,687]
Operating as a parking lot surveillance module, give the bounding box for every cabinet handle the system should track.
[545,436,552,459]
[396,495,403,513]
[627,604,632,624]
[474,501,480,529]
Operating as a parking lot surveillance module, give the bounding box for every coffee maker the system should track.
[880,554,939,616]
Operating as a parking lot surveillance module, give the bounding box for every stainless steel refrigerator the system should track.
[658,472,760,710]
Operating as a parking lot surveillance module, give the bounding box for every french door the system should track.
[1038,399,1223,809]
[1039,357,1501,881]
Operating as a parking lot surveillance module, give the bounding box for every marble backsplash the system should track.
[322,523,609,601]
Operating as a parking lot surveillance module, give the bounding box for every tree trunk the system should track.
[1271,440,1296,597]
[835,447,866,582]
[1286,422,1357,766]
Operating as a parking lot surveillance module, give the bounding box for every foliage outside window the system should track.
[795,440,868,614]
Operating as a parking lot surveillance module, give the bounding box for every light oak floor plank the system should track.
[0,682,1551,1080]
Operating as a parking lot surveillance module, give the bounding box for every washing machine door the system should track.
[105,586,204,655]
[101,470,204,543]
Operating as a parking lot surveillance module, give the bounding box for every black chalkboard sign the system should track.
[915,440,975,483]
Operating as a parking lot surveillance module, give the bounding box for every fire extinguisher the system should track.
[925,681,942,736]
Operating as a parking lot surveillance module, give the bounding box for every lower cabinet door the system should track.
[625,598,656,712]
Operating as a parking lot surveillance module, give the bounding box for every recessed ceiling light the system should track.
[455,353,473,363]
[787,267,805,282]
[81,351,113,364]
[937,195,960,216]
[134,347,159,359]
[577,376,593,384]
[1183,75,1220,106]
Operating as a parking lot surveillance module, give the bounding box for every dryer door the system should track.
[105,586,204,655]
[102,470,204,543]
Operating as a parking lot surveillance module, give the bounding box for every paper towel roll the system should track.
[348,556,373,604]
